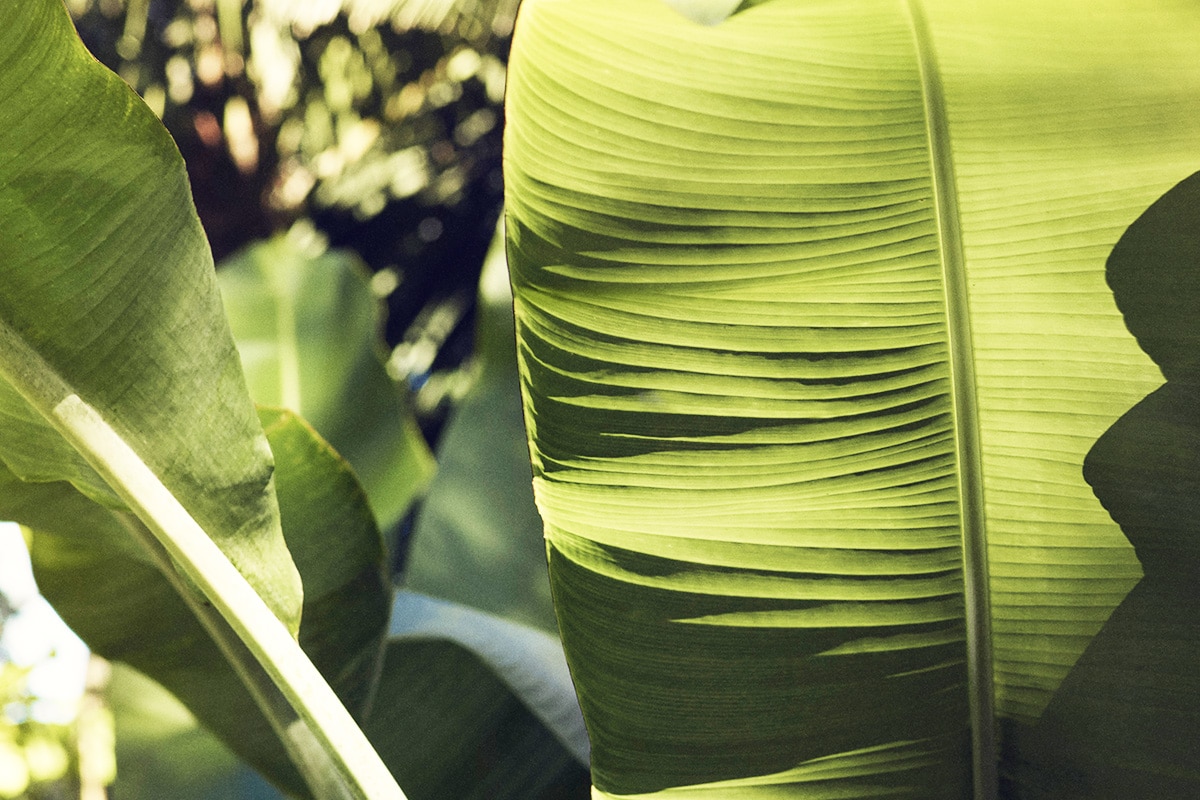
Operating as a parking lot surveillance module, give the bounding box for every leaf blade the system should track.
[8,410,394,798]
[0,0,300,629]
[507,0,1200,797]
[506,1,971,795]
[922,0,1200,726]
[218,235,435,536]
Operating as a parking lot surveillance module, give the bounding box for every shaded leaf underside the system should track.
[504,0,1200,796]
[405,224,560,633]
[4,410,389,797]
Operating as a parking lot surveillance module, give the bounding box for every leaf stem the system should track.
[54,393,405,800]
[904,2,998,798]
[113,509,360,800]
[0,322,405,800]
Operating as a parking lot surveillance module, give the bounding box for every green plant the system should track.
[65,0,516,444]
[503,1,1200,798]
[7,0,1199,797]
[0,2,586,799]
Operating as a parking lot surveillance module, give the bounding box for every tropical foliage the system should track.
[503,0,1200,798]
[1,1,584,798]
[4,0,1200,798]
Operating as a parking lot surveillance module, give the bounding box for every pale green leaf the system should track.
[218,233,435,534]
[659,0,742,26]
[0,8,410,795]
[504,0,1200,797]
[105,664,282,800]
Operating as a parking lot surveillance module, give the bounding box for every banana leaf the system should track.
[404,221,559,633]
[502,1,1200,797]
[0,4,396,795]
[0,0,301,633]
[7,409,388,796]
[217,234,436,537]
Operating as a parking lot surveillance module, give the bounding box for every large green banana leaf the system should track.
[0,0,301,630]
[0,4,405,796]
[502,1,1200,798]
[14,409,588,800]
[5,409,388,797]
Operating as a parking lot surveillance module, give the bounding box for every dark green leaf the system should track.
[6,409,389,797]
[0,0,300,630]
[363,637,589,800]
[404,226,557,632]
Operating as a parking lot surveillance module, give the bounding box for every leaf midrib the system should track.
[270,263,304,413]
[904,2,997,798]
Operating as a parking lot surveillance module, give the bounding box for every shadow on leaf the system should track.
[1007,171,1200,798]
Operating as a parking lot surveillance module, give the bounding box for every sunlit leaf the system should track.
[504,0,1200,797]
[659,0,742,26]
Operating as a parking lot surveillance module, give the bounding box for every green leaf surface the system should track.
[404,224,558,632]
[4,409,389,798]
[218,234,435,535]
[101,589,592,800]
[7,411,589,800]
[659,0,742,26]
[0,0,301,630]
[104,627,592,800]
[1009,172,1200,797]
[504,0,1200,797]
[362,635,589,800]
[108,646,584,800]
[388,590,589,766]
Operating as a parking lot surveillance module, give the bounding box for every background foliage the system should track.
[67,0,515,444]
[0,1,584,798]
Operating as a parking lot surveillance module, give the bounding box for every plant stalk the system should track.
[0,323,405,800]
[55,394,406,800]
[904,2,999,798]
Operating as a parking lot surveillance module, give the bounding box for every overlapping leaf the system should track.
[0,3,585,798]
[404,224,558,632]
[12,395,585,799]
[218,234,435,535]
[2,410,387,796]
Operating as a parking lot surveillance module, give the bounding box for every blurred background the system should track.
[62,0,518,443]
[0,1,587,798]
